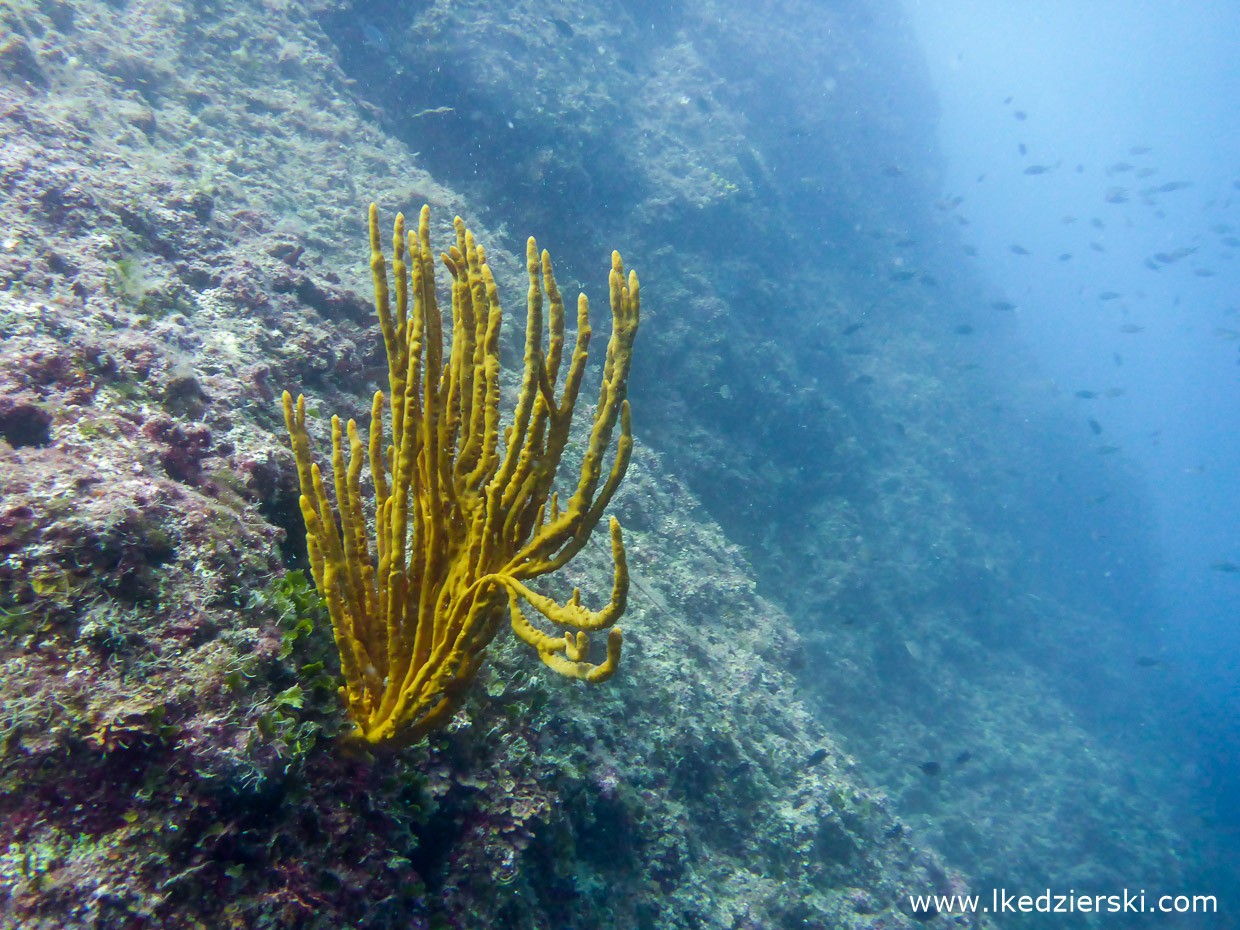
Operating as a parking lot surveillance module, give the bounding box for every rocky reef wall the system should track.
[0,1,1193,928]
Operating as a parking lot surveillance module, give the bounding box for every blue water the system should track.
[905,0,1240,662]
[907,0,1240,892]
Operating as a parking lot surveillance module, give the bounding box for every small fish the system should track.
[1119,324,1145,333]
[1018,143,1028,156]
[883,164,907,177]
[1108,162,1134,174]
[1211,224,1234,235]
[1104,187,1129,203]
[1096,445,1122,455]
[854,374,876,385]
[1193,268,1216,277]
[842,322,866,335]
[1214,328,1239,340]
[1061,215,1077,224]
[1153,247,1196,263]
[1023,165,1052,175]
[954,751,973,766]
[1156,181,1192,192]
[1222,236,1240,248]
[1088,418,1103,434]
[1091,218,1105,229]
[919,761,943,776]
[962,245,978,256]
[727,761,752,779]
[1003,96,1013,104]
[1113,352,1124,366]
[1136,166,1158,178]
[1135,656,1166,668]
[1075,390,1098,399]
[934,196,964,210]
[1210,561,1240,573]
[1010,244,1030,255]
[805,748,829,767]
[919,274,940,287]
[890,269,917,281]
[1129,145,1152,155]
[359,20,390,52]
[1104,387,1125,398]
[1090,242,1106,252]
[954,324,975,335]
[894,237,919,247]
[1143,258,1160,270]
[1058,253,1073,261]
[1013,110,1027,120]
[1098,291,1122,300]
[991,300,1018,311]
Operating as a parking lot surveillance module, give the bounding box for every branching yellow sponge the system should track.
[282,204,639,748]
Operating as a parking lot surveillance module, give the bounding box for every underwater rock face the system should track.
[0,2,979,927]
